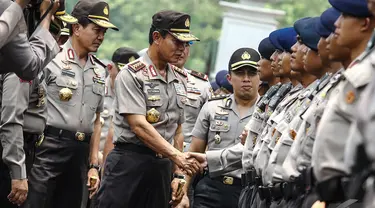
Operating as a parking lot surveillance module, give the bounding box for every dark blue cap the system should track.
[215,70,233,93]
[315,7,340,38]
[294,17,321,51]
[210,81,219,91]
[329,0,372,17]
[258,38,276,60]
[269,27,297,53]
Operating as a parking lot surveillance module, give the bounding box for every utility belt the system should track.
[44,125,92,143]
[258,167,316,202]
[114,142,165,159]
[241,169,263,188]
[23,131,44,147]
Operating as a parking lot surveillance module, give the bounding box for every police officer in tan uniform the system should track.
[97,10,201,208]
[312,0,374,206]
[100,47,140,160]
[24,1,118,207]
[170,45,212,152]
[185,48,260,208]
[0,6,77,208]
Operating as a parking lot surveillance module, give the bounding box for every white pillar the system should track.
[214,0,285,73]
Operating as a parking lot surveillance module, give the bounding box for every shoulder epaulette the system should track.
[91,55,107,68]
[208,94,230,101]
[171,65,187,77]
[189,69,208,81]
[128,60,146,73]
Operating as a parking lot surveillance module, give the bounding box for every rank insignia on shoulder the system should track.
[190,69,208,81]
[128,60,146,73]
[171,65,187,77]
[208,94,230,101]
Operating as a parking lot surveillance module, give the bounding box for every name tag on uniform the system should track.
[61,70,75,78]
[214,115,228,121]
[174,83,186,96]
[147,89,160,94]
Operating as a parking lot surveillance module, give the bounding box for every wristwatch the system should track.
[89,164,101,172]
[173,173,186,180]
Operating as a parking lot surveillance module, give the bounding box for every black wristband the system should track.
[173,173,185,180]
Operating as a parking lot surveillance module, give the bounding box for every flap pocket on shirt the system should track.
[55,77,78,90]
[209,121,230,132]
[92,83,105,95]
[185,96,199,108]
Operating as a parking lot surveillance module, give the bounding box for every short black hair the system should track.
[69,17,92,36]
[148,25,168,45]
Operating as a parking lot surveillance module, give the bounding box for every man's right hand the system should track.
[15,0,31,9]
[8,179,28,206]
[173,152,202,176]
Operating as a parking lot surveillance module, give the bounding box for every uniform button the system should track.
[82,102,85,105]
[240,120,243,123]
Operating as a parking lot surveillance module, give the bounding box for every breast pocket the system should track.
[88,82,104,111]
[50,76,79,106]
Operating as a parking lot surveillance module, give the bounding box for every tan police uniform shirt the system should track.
[183,68,211,147]
[282,71,342,182]
[112,53,186,145]
[0,71,47,179]
[192,94,258,178]
[253,84,303,177]
[313,55,373,183]
[99,76,115,150]
[44,39,105,133]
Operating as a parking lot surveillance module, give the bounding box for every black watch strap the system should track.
[173,173,185,180]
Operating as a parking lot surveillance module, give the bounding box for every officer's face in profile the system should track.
[317,37,330,66]
[258,58,273,81]
[154,32,187,63]
[270,50,281,76]
[326,33,351,62]
[304,48,323,77]
[291,39,307,72]
[228,67,260,100]
[334,14,369,48]
[171,45,190,68]
[280,52,292,76]
[73,23,107,53]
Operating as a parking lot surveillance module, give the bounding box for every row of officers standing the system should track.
[181,0,375,208]
[3,1,375,208]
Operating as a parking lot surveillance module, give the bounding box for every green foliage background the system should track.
[65,0,330,72]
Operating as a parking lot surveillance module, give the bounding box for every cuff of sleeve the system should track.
[206,150,222,178]
[9,163,27,179]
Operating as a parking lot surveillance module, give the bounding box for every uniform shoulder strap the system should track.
[189,69,208,81]
[208,94,230,101]
[128,60,146,73]
[91,55,107,68]
[171,65,187,78]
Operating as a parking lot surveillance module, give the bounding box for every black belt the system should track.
[316,176,347,203]
[114,143,164,158]
[269,183,284,201]
[241,169,257,187]
[211,175,241,186]
[44,125,92,143]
